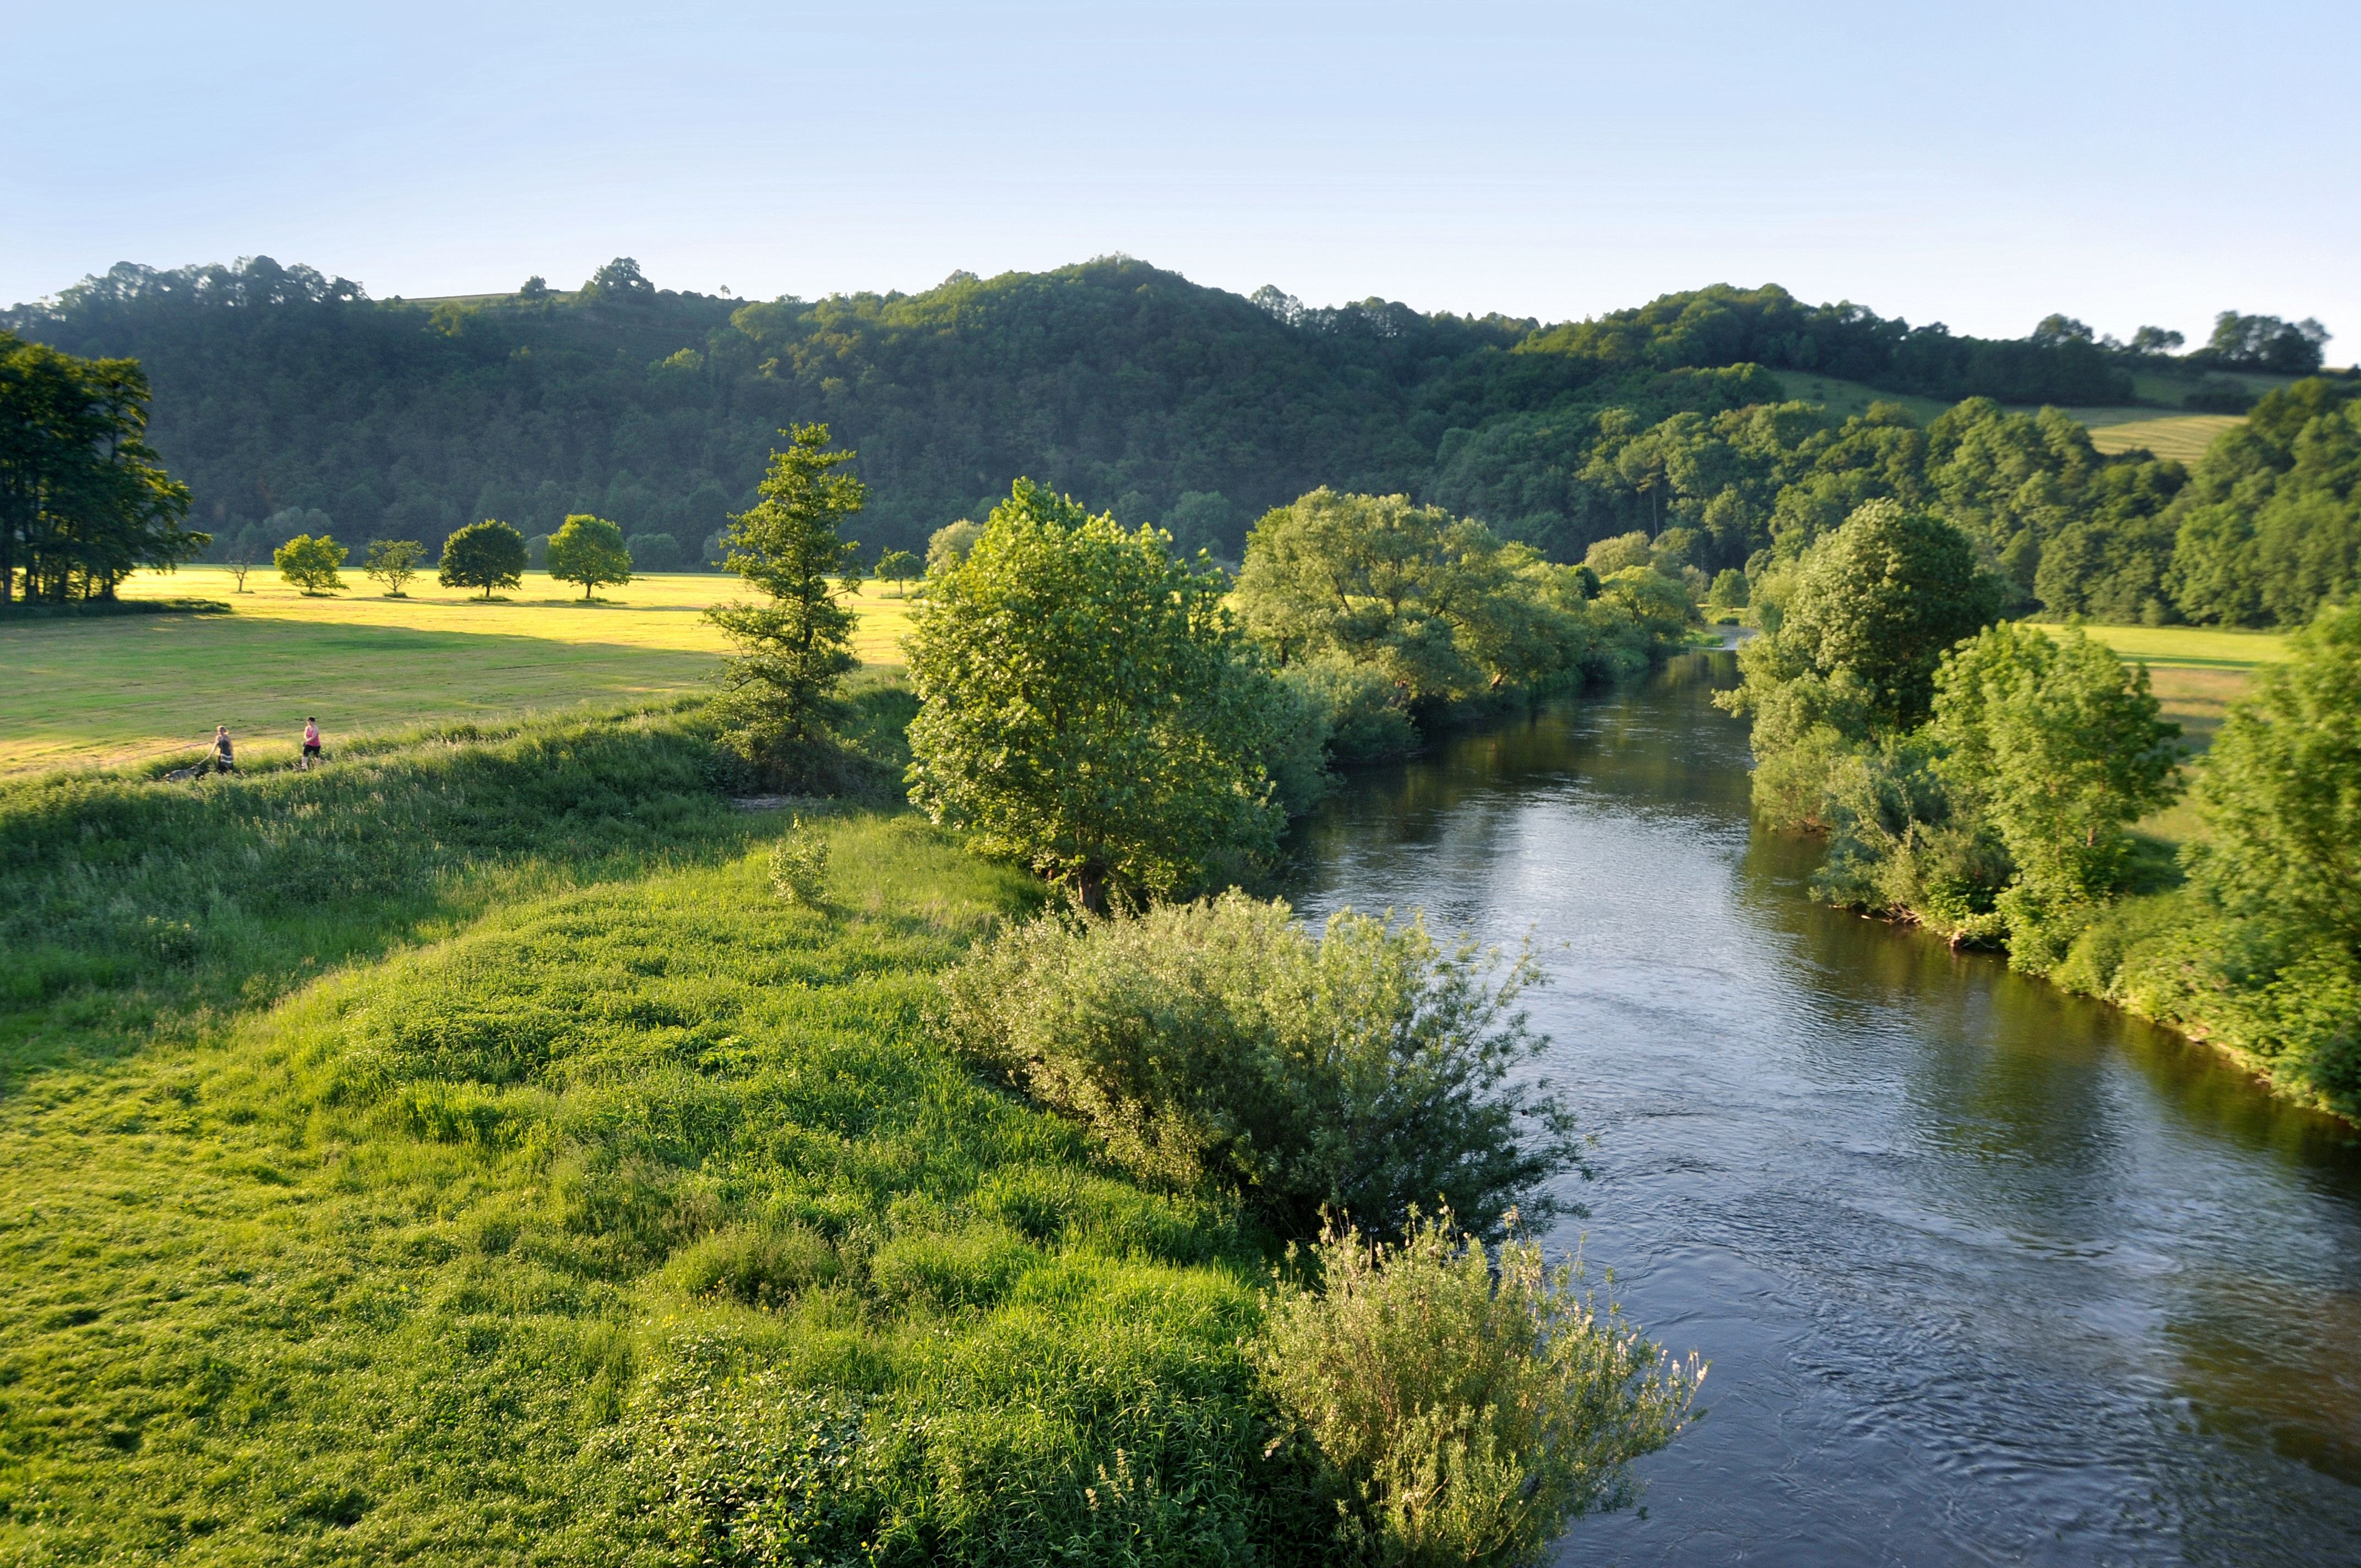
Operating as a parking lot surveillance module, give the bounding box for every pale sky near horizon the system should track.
[7,1,2355,355]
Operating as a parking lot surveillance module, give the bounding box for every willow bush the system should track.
[938,891,1583,1240]
[1257,1210,1702,1567]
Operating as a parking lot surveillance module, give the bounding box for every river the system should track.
[1286,645,2361,1567]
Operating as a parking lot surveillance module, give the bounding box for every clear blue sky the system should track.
[7,1,2354,353]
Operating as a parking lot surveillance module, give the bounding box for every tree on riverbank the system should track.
[906,481,1290,906]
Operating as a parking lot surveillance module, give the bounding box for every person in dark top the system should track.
[208,725,236,775]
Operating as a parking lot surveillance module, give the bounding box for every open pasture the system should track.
[1,566,919,775]
[2061,622,2285,749]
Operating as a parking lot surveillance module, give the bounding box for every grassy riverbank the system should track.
[0,568,916,777]
[0,707,1315,1563]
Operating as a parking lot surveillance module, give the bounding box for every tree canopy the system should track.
[1,330,199,605]
[545,513,631,598]
[7,255,2253,572]
[905,480,1288,906]
[438,519,526,598]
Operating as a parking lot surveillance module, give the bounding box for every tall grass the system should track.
[0,719,1341,1562]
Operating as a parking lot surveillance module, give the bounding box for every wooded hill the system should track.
[5,255,2229,557]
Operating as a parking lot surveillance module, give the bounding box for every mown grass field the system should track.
[0,567,920,776]
[2083,413,2242,462]
[0,710,1304,1564]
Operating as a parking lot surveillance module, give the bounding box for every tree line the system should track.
[1720,499,2360,1118]
[12,253,2306,571]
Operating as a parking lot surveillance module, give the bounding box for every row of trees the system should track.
[1723,499,2179,962]
[0,331,203,605]
[1718,499,2360,1115]
[257,514,692,601]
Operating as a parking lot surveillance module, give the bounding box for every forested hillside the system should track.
[0,258,2199,556]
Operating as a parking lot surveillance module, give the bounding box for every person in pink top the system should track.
[300,716,322,770]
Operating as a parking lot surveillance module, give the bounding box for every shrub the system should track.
[768,818,830,905]
[1258,1209,1701,1568]
[939,891,1582,1238]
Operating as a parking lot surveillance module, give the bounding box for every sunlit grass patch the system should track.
[3,567,917,776]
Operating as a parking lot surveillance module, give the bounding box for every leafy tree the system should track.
[706,424,865,763]
[1258,1209,1700,1567]
[0,331,199,605]
[2193,311,2332,375]
[1734,499,2005,734]
[2166,379,2360,627]
[545,514,631,599]
[274,532,347,595]
[2187,600,2361,964]
[925,520,981,575]
[362,537,423,596]
[874,547,920,596]
[1928,623,2181,963]
[1236,488,1596,709]
[439,519,527,599]
[906,480,1286,906]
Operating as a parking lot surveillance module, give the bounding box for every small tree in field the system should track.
[905,480,1287,906]
[363,538,425,597]
[225,548,256,592]
[875,547,920,597]
[440,519,527,600]
[706,424,866,763]
[274,533,347,595]
[546,514,632,599]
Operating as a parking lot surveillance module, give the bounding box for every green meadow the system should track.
[4,568,918,776]
[0,707,1313,1564]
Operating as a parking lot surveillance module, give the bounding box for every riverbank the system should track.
[1287,649,2361,1565]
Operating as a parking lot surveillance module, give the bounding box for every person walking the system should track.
[301,716,322,770]
[208,725,236,775]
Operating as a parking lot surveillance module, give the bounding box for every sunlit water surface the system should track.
[1286,647,2361,1567]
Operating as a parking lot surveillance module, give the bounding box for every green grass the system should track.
[3,567,918,777]
[0,710,1322,1563]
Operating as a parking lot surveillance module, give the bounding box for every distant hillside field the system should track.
[2083,413,2245,462]
[1,568,917,775]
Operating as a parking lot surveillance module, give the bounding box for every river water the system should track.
[1286,646,2361,1567]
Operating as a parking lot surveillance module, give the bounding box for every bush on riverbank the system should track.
[939,891,1584,1241]
[1259,1211,1701,1567]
